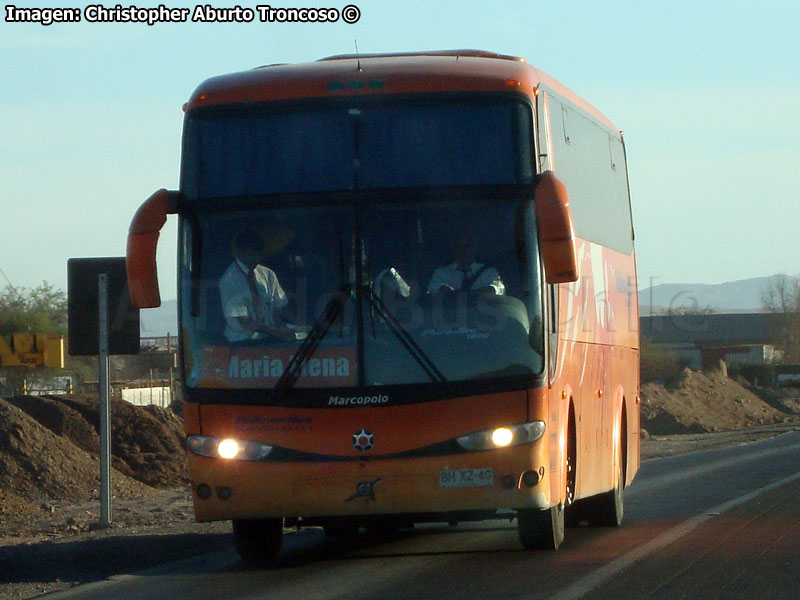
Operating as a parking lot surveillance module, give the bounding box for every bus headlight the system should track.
[217,439,240,459]
[456,421,546,451]
[491,427,514,447]
[187,435,273,461]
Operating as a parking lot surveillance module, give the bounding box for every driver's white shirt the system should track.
[219,258,288,342]
[427,261,505,295]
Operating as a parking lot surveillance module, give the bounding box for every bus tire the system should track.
[564,499,588,528]
[591,448,624,526]
[582,439,624,527]
[233,518,283,564]
[517,505,564,550]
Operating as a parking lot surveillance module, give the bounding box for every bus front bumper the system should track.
[187,442,553,522]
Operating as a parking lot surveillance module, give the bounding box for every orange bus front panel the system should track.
[188,433,553,522]
[197,390,529,457]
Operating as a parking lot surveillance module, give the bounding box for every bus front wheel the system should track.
[585,444,624,527]
[517,504,564,550]
[233,518,283,564]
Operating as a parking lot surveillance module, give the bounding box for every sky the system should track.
[2,0,799,303]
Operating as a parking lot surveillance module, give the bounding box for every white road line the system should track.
[546,470,800,600]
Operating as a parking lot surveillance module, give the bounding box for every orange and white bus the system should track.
[127,50,639,560]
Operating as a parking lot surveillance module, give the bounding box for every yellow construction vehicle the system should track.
[0,333,64,368]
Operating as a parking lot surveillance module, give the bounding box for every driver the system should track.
[219,227,295,342]
[427,233,505,295]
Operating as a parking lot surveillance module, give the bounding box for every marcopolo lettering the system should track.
[328,395,390,406]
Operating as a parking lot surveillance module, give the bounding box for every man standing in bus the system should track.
[219,227,295,342]
[427,233,505,295]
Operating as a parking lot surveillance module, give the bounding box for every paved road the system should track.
[48,431,800,600]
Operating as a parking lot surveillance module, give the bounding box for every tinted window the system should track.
[358,102,529,188]
[183,98,534,198]
[179,197,544,391]
[183,109,354,198]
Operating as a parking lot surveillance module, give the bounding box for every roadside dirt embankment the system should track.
[0,394,187,522]
[641,368,800,435]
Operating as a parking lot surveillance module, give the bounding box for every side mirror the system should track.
[126,189,178,308]
[534,171,578,283]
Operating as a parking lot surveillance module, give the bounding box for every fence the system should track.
[120,386,173,408]
[140,336,175,351]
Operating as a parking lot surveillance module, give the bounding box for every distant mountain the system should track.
[639,274,797,315]
[139,299,178,337]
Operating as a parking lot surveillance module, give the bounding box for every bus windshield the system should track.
[181,195,544,392]
[182,98,534,198]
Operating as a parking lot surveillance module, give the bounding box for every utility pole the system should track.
[98,273,112,527]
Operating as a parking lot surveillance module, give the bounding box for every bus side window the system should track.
[536,91,553,172]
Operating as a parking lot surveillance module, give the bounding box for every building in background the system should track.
[640,313,782,370]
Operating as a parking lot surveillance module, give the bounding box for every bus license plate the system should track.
[439,468,494,488]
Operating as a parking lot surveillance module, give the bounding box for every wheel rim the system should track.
[565,430,576,507]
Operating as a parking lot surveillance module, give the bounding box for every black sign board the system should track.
[68,257,140,356]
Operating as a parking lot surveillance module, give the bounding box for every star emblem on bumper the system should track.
[352,429,375,452]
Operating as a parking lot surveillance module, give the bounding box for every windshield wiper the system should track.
[275,287,350,396]
[362,285,447,384]
[277,229,354,395]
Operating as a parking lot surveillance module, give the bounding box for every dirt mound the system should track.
[2,394,188,490]
[641,368,799,435]
[0,399,156,507]
[108,401,188,488]
[40,394,189,488]
[749,385,800,416]
[4,395,99,455]
[0,489,38,517]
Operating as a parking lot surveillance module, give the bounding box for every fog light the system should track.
[196,483,212,499]
[522,470,541,487]
[501,475,516,489]
[217,486,233,500]
[217,439,240,459]
[491,427,514,447]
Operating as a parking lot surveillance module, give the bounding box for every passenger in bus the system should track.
[219,228,296,343]
[427,234,505,295]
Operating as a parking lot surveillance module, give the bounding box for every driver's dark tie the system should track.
[459,268,472,291]
[246,270,265,322]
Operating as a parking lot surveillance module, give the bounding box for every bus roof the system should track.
[186,50,619,133]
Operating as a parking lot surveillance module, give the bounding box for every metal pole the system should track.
[98,273,112,527]
[168,366,174,408]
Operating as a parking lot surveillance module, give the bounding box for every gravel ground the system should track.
[0,489,230,600]
[639,424,800,459]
